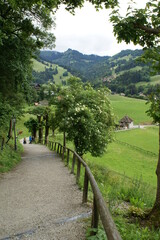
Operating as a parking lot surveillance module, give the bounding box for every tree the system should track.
[0,0,120,140]
[110,0,160,223]
[146,88,160,224]
[54,77,114,157]
[24,118,38,139]
[110,1,160,48]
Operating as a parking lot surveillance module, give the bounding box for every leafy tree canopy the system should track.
[146,87,160,123]
[53,77,114,156]
[110,0,160,48]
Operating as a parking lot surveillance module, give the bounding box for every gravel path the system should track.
[0,142,91,240]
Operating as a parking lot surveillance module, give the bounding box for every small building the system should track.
[119,115,133,129]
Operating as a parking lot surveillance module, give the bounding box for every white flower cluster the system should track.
[75,103,86,112]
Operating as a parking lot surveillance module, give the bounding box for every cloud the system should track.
[53,1,147,56]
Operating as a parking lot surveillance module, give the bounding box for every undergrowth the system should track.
[0,139,23,172]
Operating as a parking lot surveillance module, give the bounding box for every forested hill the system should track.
[39,48,160,97]
[39,48,144,83]
[39,48,110,82]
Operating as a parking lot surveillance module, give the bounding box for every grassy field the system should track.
[115,127,158,154]
[16,113,35,139]
[32,59,72,84]
[136,75,160,87]
[32,59,47,72]
[85,126,158,187]
[109,94,152,124]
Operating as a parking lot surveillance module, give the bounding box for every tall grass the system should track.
[0,139,23,172]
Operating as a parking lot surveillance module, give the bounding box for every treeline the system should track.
[115,60,147,73]
[39,49,150,85]
[104,70,152,98]
[111,49,143,60]
[115,70,150,85]
[32,67,58,84]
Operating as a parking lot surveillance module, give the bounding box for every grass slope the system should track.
[115,127,158,154]
[85,127,158,187]
[32,59,72,84]
[32,59,47,72]
[136,75,160,87]
[109,94,152,124]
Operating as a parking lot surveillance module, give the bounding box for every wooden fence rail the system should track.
[47,140,122,240]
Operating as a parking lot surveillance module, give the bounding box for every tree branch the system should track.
[135,24,160,35]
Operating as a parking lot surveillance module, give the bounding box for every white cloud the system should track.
[52,0,148,56]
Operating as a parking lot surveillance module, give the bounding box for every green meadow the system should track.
[85,126,158,187]
[115,127,158,154]
[32,59,72,84]
[136,75,160,87]
[109,94,152,124]
[32,59,47,72]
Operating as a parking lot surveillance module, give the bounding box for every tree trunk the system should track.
[33,127,37,140]
[155,124,160,204]
[37,115,42,143]
[13,119,17,151]
[1,137,5,150]
[6,119,13,143]
[45,114,49,145]
[8,119,13,138]
[63,131,66,149]
[52,130,55,137]
[148,124,160,226]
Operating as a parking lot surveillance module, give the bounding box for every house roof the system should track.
[119,115,133,123]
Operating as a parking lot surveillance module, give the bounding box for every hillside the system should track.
[39,49,160,97]
[40,49,110,83]
[32,59,72,85]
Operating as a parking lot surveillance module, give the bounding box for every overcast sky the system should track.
[53,0,148,56]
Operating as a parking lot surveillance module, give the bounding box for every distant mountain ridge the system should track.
[39,48,160,97]
[39,48,144,83]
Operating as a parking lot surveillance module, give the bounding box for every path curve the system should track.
[0,142,90,240]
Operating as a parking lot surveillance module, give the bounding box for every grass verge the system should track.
[0,140,23,173]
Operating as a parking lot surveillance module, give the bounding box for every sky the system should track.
[52,0,148,56]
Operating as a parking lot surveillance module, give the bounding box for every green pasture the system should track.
[136,75,160,87]
[85,126,158,187]
[16,113,34,139]
[117,66,142,76]
[32,59,49,72]
[85,141,157,187]
[52,126,158,187]
[32,59,72,84]
[115,127,158,154]
[53,65,72,84]
[109,94,152,124]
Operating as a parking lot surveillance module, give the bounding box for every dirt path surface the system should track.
[0,143,91,240]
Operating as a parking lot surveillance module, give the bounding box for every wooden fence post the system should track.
[57,144,59,154]
[82,168,89,203]
[60,145,62,155]
[91,197,99,236]
[62,146,65,161]
[76,160,81,184]
[71,153,76,174]
[67,149,70,166]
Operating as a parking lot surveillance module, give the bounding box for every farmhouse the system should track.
[119,115,133,129]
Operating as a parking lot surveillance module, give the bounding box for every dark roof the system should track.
[119,115,133,123]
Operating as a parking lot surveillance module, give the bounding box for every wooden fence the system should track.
[47,141,122,240]
[116,139,158,157]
